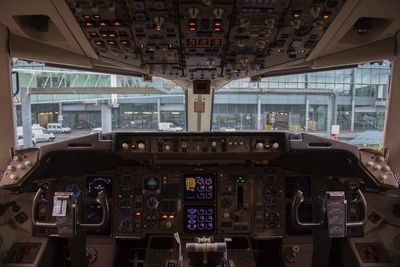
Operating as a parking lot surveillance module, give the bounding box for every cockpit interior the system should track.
[0,0,400,267]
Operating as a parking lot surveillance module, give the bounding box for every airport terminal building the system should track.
[14,60,389,137]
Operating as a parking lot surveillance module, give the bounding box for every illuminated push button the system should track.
[164,144,171,152]
[380,175,388,181]
[223,212,230,219]
[137,143,145,150]
[211,141,217,148]
[272,142,280,150]
[377,156,385,162]
[121,143,129,151]
[13,156,22,162]
[16,164,25,170]
[255,142,264,150]
[7,165,15,171]
[367,161,374,167]
[374,164,382,170]
[24,161,32,167]
[384,165,391,172]
[9,174,18,180]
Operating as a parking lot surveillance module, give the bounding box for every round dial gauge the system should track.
[118,218,133,232]
[144,212,159,228]
[64,183,81,198]
[119,200,133,215]
[265,212,280,229]
[145,196,159,210]
[264,184,281,203]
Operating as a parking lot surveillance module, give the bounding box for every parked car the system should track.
[91,128,102,134]
[31,125,55,142]
[47,123,71,134]
[158,122,183,131]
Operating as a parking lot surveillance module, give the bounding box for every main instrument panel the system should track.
[36,164,360,239]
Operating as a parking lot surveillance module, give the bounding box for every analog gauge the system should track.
[265,212,280,229]
[86,176,112,198]
[119,200,133,215]
[64,183,81,198]
[264,184,281,203]
[144,212,159,228]
[120,183,134,198]
[144,177,160,191]
[118,218,133,232]
[145,196,159,210]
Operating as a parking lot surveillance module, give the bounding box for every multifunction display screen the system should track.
[183,173,216,201]
[183,205,216,233]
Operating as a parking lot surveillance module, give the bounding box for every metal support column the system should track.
[21,88,33,148]
[350,69,356,132]
[305,95,310,132]
[257,93,261,130]
[58,102,63,123]
[101,105,112,133]
[157,97,161,126]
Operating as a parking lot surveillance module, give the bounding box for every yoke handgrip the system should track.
[291,190,324,228]
[32,187,57,228]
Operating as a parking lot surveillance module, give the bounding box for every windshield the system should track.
[13,60,389,149]
[213,61,389,148]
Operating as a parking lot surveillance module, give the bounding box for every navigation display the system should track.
[183,173,216,201]
[183,205,216,233]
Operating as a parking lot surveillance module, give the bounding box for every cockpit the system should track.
[0,1,400,267]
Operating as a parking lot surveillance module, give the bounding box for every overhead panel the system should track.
[65,0,345,81]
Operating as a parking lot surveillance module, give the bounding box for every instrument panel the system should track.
[35,165,359,239]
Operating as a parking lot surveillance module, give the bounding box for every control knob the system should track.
[121,143,129,151]
[137,143,145,151]
[272,142,280,150]
[164,144,171,152]
[255,142,264,150]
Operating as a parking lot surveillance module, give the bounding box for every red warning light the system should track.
[94,15,101,20]
[83,15,91,19]
[188,19,196,31]
[214,20,222,32]
[107,40,116,45]
[113,20,122,27]
[84,21,94,27]
[120,40,129,45]
[186,39,196,46]
[99,21,108,27]
[95,40,104,46]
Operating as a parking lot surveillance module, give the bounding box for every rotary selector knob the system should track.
[165,221,172,229]
[164,144,171,151]
[272,142,280,150]
[9,174,18,180]
[223,212,230,219]
[13,156,21,162]
[255,142,264,150]
[121,143,129,151]
[181,142,187,148]
[211,141,217,148]
[137,143,145,150]
[384,165,391,172]
[380,175,388,181]
[367,161,374,167]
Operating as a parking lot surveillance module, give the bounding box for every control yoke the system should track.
[32,186,110,236]
[291,185,367,237]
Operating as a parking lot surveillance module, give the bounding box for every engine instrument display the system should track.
[183,205,215,233]
[183,173,216,201]
[86,176,112,198]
